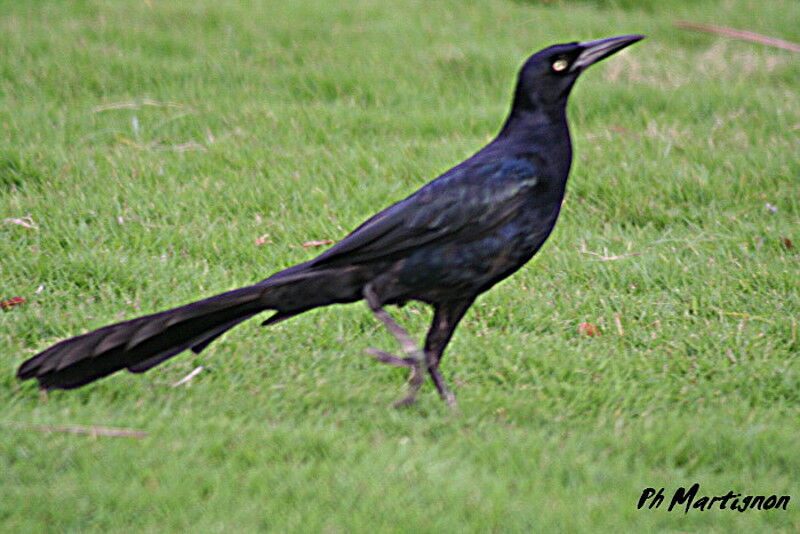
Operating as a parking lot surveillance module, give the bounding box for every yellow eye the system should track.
[552,58,569,72]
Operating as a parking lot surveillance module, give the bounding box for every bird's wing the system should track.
[308,157,539,268]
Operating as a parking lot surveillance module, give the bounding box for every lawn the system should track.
[1,0,798,531]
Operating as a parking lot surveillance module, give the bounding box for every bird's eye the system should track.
[552,58,569,72]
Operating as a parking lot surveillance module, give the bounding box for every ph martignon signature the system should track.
[638,483,790,513]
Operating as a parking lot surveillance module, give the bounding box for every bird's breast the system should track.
[398,201,561,296]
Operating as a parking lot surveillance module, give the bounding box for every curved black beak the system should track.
[571,34,645,71]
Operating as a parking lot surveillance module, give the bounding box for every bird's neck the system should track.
[496,106,572,180]
[498,104,569,140]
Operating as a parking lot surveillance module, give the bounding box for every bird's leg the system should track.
[362,285,425,407]
[423,299,474,409]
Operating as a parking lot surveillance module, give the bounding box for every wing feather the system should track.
[309,157,539,268]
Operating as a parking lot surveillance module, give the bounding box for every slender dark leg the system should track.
[363,285,425,407]
[423,298,474,408]
[363,284,474,408]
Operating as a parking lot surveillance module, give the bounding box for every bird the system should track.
[17,35,644,407]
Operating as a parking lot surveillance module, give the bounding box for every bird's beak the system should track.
[571,34,644,71]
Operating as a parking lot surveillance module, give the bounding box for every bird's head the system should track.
[513,35,644,113]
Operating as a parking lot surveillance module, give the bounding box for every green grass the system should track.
[1,0,798,531]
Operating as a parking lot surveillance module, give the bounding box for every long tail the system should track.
[16,265,368,390]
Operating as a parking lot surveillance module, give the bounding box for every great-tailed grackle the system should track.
[17,35,643,407]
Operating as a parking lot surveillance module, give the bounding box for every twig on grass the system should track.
[92,99,188,113]
[4,216,38,229]
[674,22,800,54]
[165,142,207,152]
[579,246,643,261]
[710,307,774,324]
[614,313,624,336]
[303,239,335,248]
[172,366,203,387]
[3,422,148,439]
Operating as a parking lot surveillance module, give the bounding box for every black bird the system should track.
[17,35,643,406]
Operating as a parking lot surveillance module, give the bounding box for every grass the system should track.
[1,0,798,531]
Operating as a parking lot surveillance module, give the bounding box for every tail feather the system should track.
[17,284,271,390]
[17,263,372,391]
[190,314,258,355]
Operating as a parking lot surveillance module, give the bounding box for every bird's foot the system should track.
[362,284,429,406]
[365,348,458,409]
[364,347,425,407]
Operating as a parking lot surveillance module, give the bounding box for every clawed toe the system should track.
[364,346,458,409]
[391,362,424,408]
[365,347,425,407]
[364,348,416,368]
